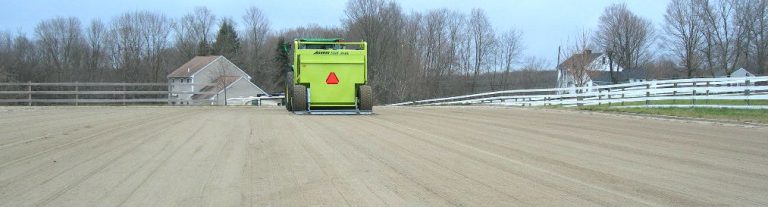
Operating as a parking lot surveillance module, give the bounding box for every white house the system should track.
[167,56,267,105]
[556,50,625,91]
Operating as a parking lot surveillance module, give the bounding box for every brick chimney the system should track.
[584,49,592,55]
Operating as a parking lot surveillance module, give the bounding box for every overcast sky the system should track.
[0,0,669,65]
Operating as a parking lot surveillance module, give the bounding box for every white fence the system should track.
[0,82,218,105]
[390,76,768,108]
[226,96,285,106]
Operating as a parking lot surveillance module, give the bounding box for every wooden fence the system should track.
[390,76,768,108]
[0,82,218,105]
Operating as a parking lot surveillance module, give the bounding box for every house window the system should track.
[602,56,606,64]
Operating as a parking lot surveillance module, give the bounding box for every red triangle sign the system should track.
[326,72,339,84]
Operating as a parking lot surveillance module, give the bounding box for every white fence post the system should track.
[645,83,650,105]
[122,82,127,106]
[692,82,697,106]
[27,81,32,106]
[672,83,677,104]
[75,81,79,106]
[745,79,751,105]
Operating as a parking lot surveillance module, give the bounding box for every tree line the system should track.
[0,0,534,104]
[1,0,765,104]
[662,0,767,78]
[565,0,767,86]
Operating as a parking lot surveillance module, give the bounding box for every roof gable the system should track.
[557,52,604,70]
[732,68,754,77]
[192,76,243,100]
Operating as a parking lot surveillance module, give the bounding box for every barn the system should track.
[167,56,267,105]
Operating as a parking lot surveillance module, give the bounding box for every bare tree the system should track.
[344,0,408,103]
[0,31,13,82]
[108,13,143,81]
[9,34,42,82]
[752,0,768,75]
[0,31,12,81]
[468,8,496,93]
[419,9,452,97]
[697,0,742,76]
[213,60,236,105]
[513,56,552,89]
[664,0,702,78]
[35,17,86,82]
[564,31,597,91]
[732,0,768,75]
[242,6,271,85]
[173,14,196,60]
[85,19,108,81]
[139,12,172,82]
[105,11,170,82]
[499,29,523,89]
[175,7,217,59]
[645,56,681,79]
[594,3,654,82]
[445,10,466,76]
[398,12,424,100]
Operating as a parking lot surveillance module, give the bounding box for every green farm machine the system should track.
[284,38,373,114]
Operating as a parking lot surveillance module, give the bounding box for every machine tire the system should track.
[285,72,294,111]
[358,85,373,111]
[292,84,307,112]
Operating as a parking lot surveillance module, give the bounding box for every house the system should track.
[554,49,654,94]
[167,56,267,105]
[556,50,624,90]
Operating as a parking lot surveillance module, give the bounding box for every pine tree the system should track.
[275,37,290,73]
[273,37,291,90]
[212,19,240,60]
[196,40,212,56]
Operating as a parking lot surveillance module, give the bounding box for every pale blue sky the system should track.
[0,0,669,64]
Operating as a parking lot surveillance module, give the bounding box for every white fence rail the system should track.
[0,82,218,105]
[390,76,768,108]
[226,96,285,106]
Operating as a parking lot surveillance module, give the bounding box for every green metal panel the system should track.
[299,38,343,42]
[292,39,368,108]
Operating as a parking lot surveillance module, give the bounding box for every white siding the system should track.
[211,78,267,105]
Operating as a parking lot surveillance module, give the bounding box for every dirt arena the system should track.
[1,106,766,206]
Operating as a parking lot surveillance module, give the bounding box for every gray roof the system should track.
[167,56,220,78]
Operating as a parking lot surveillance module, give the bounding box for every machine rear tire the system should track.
[292,84,307,111]
[285,72,294,111]
[358,85,373,111]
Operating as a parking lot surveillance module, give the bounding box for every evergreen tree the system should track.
[273,37,291,90]
[196,39,212,56]
[212,19,240,60]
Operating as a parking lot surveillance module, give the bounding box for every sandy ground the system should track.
[0,106,766,206]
